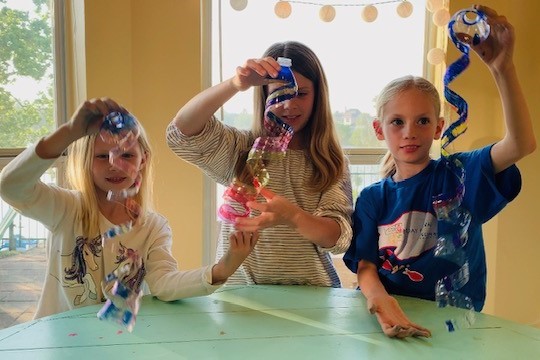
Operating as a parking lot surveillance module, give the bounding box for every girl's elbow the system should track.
[0,179,18,204]
[512,137,536,160]
[152,288,176,302]
[519,138,537,159]
[155,294,176,302]
[527,138,537,155]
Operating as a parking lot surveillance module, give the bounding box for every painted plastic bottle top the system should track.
[277,56,292,67]
[270,57,294,84]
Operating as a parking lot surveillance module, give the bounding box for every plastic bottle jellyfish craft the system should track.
[433,7,490,332]
[99,112,141,179]
[96,260,143,333]
[97,111,144,332]
[218,57,298,223]
[449,8,490,47]
[99,112,142,240]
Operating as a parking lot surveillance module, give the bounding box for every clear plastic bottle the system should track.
[444,308,476,332]
[217,58,296,224]
[449,7,490,46]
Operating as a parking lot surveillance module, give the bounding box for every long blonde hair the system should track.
[376,75,441,178]
[65,120,154,238]
[245,41,345,192]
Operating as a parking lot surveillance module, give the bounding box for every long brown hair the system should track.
[236,41,345,192]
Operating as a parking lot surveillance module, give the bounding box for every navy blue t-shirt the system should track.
[343,145,521,311]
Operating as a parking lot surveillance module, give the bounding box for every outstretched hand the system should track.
[228,230,259,261]
[234,187,300,232]
[211,231,259,284]
[471,5,515,74]
[367,294,431,338]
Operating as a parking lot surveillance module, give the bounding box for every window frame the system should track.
[0,0,71,176]
[0,0,72,326]
[200,0,447,265]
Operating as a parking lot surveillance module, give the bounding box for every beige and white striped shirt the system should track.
[166,117,353,287]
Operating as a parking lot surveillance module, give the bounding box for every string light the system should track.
[319,5,336,22]
[427,47,445,65]
[274,1,292,18]
[361,4,378,22]
[426,0,444,13]
[230,1,450,67]
[230,0,248,11]
[396,1,413,18]
[234,1,417,23]
[433,7,451,27]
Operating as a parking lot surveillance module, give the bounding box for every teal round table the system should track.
[0,285,539,359]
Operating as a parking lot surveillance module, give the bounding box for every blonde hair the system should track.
[65,120,154,238]
[246,41,345,192]
[376,75,441,178]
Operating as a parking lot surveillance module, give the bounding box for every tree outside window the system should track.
[0,0,54,149]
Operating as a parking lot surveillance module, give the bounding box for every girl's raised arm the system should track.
[172,57,282,136]
[472,6,536,172]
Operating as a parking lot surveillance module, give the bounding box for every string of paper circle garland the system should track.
[229,0,451,68]
[230,0,417,22]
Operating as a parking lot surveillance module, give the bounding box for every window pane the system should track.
[0,0,55,150]
[0,169,55,250]
[0,0,55,330]
[350,164,381,200]
[212,0,427,148]
[0,170,54,329]
[208,1,432,278]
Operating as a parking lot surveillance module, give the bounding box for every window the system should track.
[0,0,68,329]
[202,0,442,276]
[0,0,55,151]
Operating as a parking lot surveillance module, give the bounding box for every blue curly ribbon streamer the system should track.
[97,112,144,332]
[434,8,490,332]
[441,47,469,157]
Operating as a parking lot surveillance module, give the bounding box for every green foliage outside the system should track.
[0,0,54,148]
[221,108,383,149]
[0,249,21,259]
